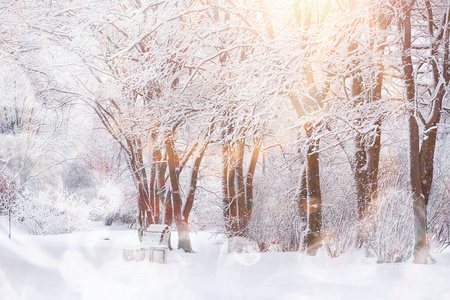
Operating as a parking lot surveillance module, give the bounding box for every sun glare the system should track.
[260,0,334,27]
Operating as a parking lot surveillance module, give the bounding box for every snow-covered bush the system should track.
[249,197,303,252]
[428,177,450,253]
[247,166,303,252]
[188,200,224,232]
[319,137,359,257]
[89,180,136,226]
[13,190,90,235]
[365,189,413,263]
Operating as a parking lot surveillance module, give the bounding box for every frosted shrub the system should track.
[89,180,136,226]
[322,206,359,258]
[320,148,359,257]
[428,181,450,253]
[365,189,413,263]
[14,190,89,235]
[188,203,224,232]
[249,195,303,252]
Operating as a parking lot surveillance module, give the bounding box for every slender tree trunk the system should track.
[128,138,154,232]
[353,126,381,226]
[222,143,232,233]
[149,151,158,224]
[227,143,238,235]
[354,134,370,222]
[304,124,322,255]
[297,161,308,227]
[367,122,381,201]
[367,51,384,201]
[138,143,154,229]
[165,138,193,253]
[419,93,443,205]
[410,115,427,264]
[244,137,261,232]
[365,7,387,209]
[183,141,208,223]
[401,5,428,264]
[420,0,450,208]
[235,139,246,235]
[155,150,170,226]
[351,9,386,246]
[353,123,381,246]
[349,36,382,226]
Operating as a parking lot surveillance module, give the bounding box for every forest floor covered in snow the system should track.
[1,223,450,300]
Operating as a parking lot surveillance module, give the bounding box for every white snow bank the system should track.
[1,223,450,300]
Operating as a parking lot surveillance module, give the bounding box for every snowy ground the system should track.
[1,224,450,300]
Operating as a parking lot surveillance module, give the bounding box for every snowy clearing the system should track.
[1,225,450,300]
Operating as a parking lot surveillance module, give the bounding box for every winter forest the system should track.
[1,0,450,298]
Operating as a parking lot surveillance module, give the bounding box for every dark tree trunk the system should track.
[165,138,193,253]
[155,150,171,226]
[367,122,381,201]
[348,6,387,248]
[222,143,232,233]
[353,122,381,246]
[419,1,450,208]
[401,5,428,264]
[227,143,238,234]
[223,137,260,237]
[244,138,261,231]
[410,115,427,264]
[304,124,322,255]
[349,37,383,227]
[235,139,246,235]
[183,141,208,223]
[364,9,386,211]
[354,134,370,222]
[128,138,153,232]
[296,162,308,251]
[353,125,382,220]
[149,152,158,224]
[154,149,166,224]
[296,161,308,224]
[419,92,443,205]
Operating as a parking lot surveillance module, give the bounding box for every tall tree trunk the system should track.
[354,124,381,246]
[367,121,381,203]
[155,150,172,227]
[222,143,232,233]
[401,5,428,264]
[128,138,153,233]
[354,134,370,222]
[183,141,208,223]
[410,115,427,264]
[296,161,308,230]
[149,152,158,224]
[243,137,261,233]
[365,6,387,210]
[304,124,322,255]
[349,39,382,226]
[165,138,193,253]
[420,0,450,209]
[154,149,166,224]
[367,41,384,201]
[227,142,238,235]
[419,90,443,206]
[350,6,386,247]
[235,139,246,235]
